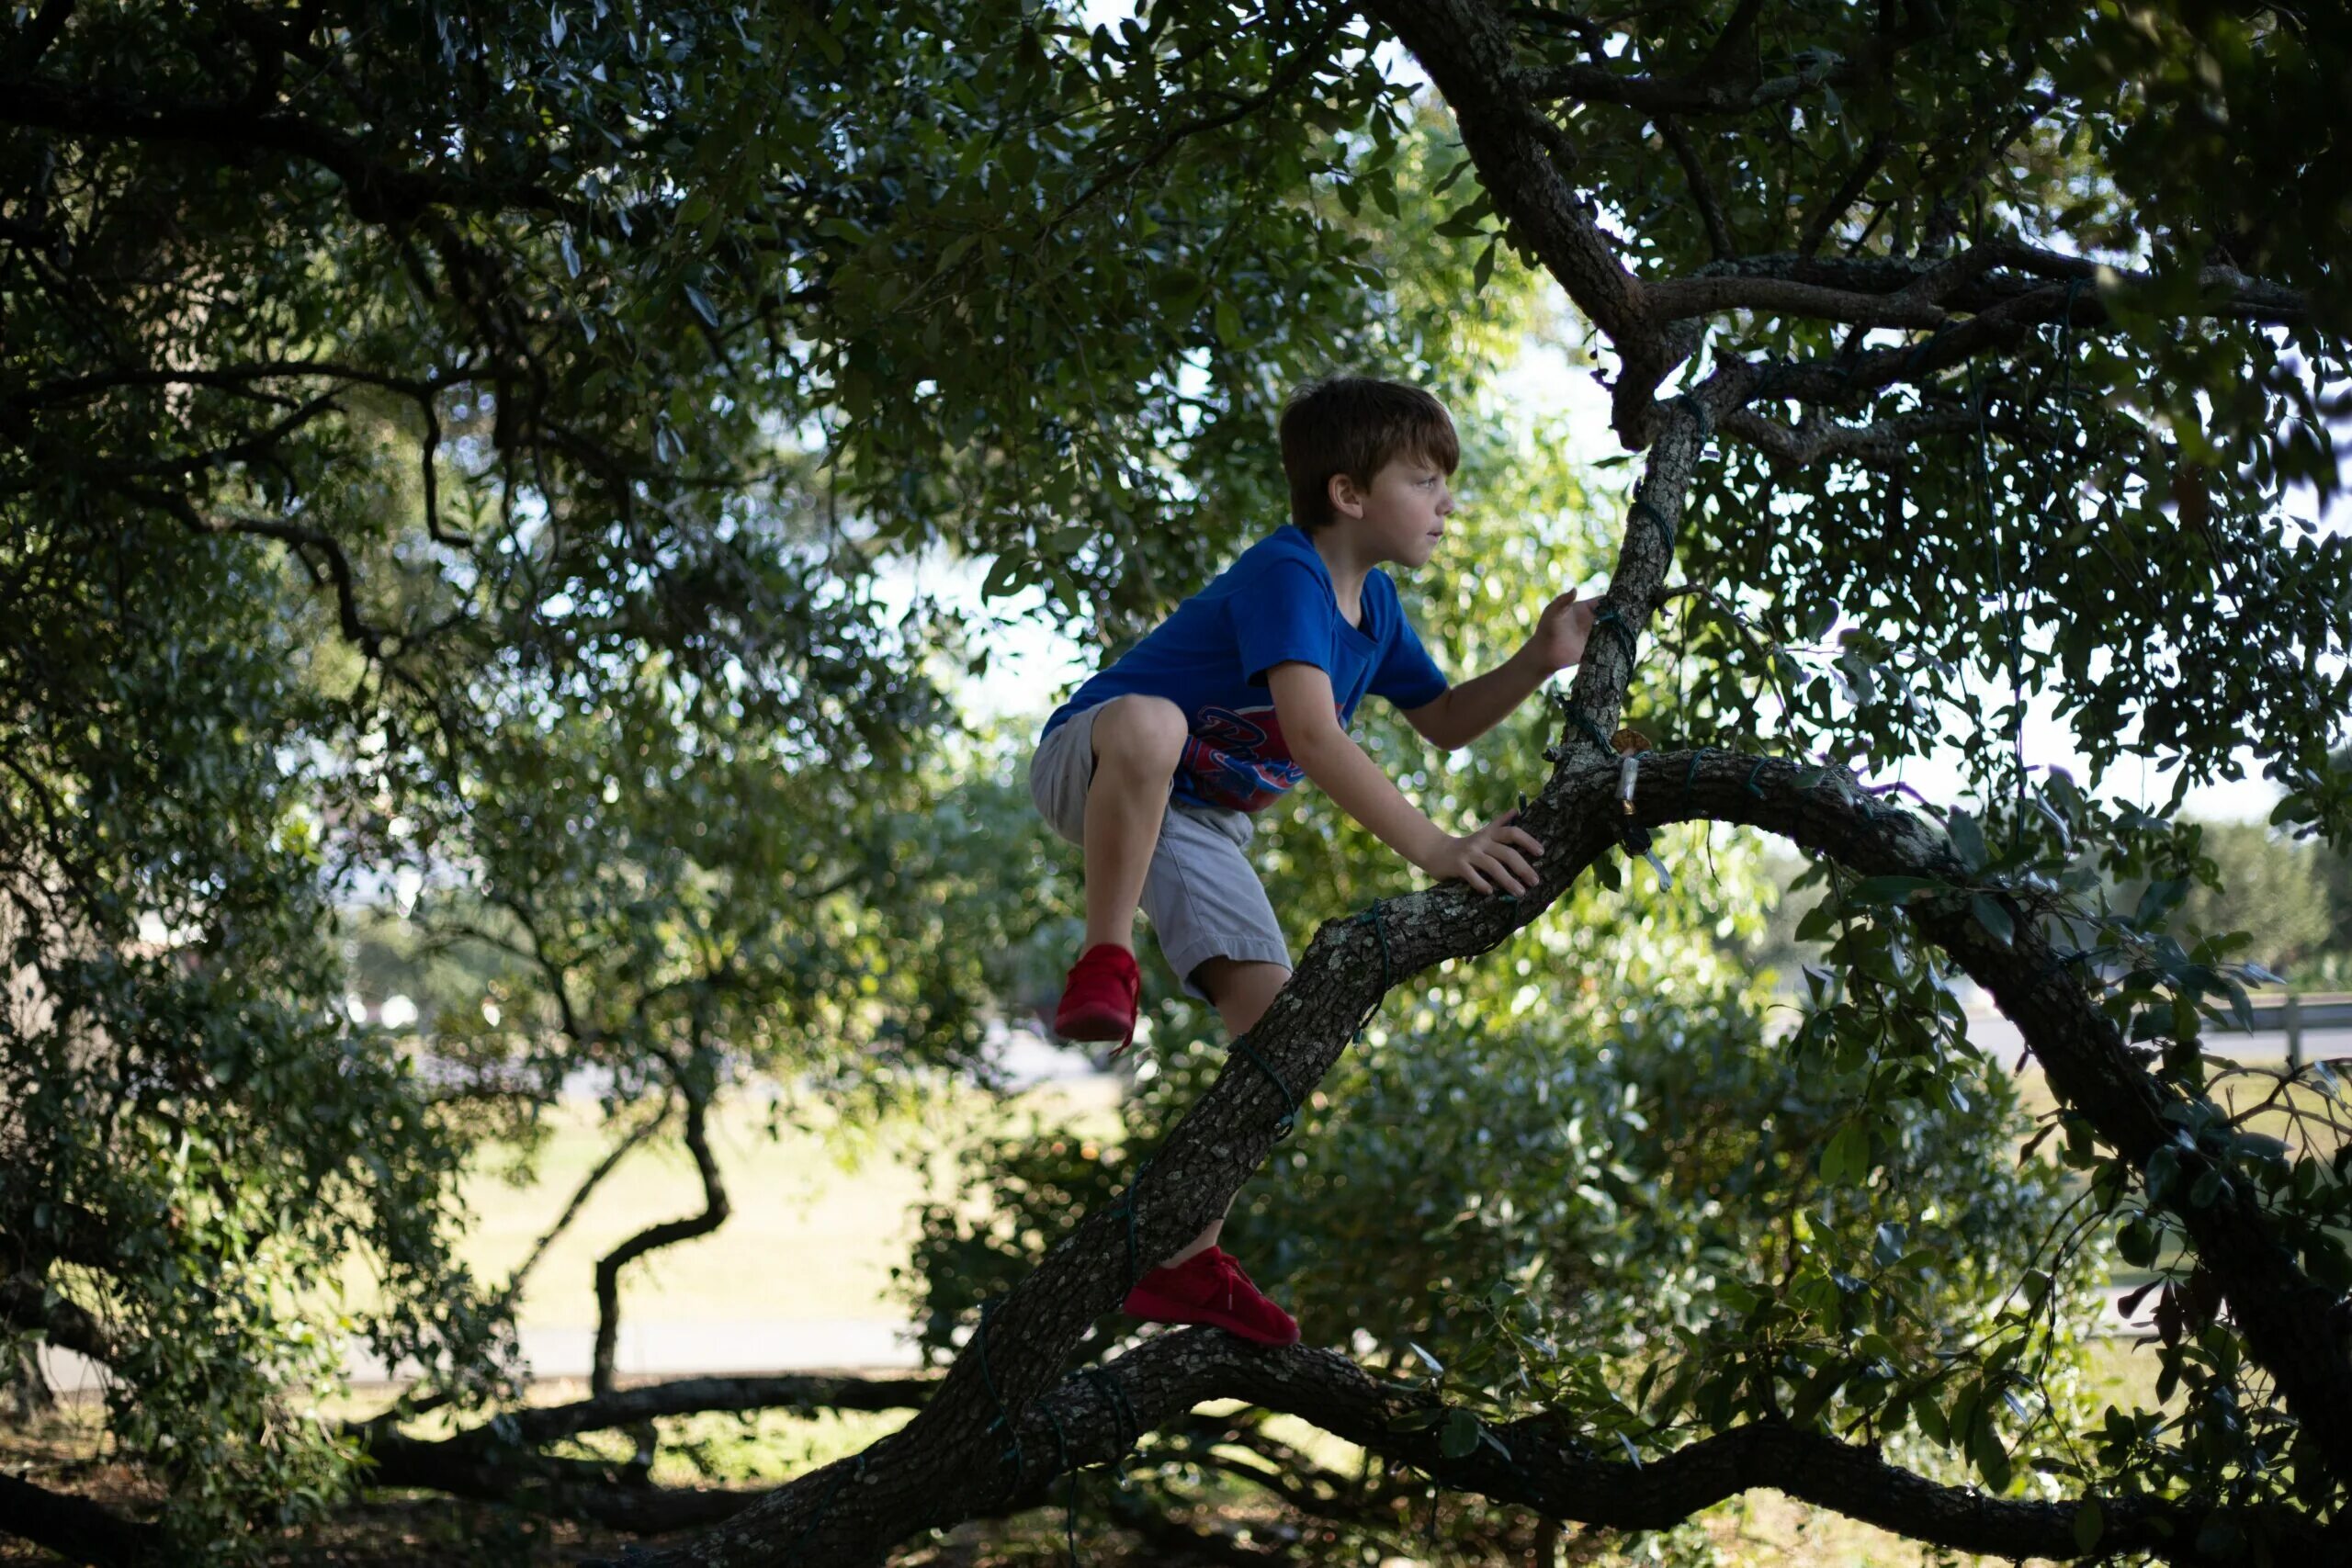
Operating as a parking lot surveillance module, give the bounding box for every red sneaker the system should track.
[1053,943,1140,1055]
[1122,1247,1299,1346]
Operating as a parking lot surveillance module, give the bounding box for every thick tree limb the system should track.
[1375,0,2308,449]
[643,1328,2348,1564]
[362,1439,761,1534]
[0,1472,165,1568]
[1645,253,2304,336]
[351,1373,936,1534]
[0,1271,116,1365]
[1526,44,1852,115]
[372,1371,935,1459]
[1363,0,1655,409]
[1715,405,2051,468]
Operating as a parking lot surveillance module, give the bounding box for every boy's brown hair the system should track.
[1279,377,1461,529]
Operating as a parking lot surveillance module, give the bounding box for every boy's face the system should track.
[1326,453,1455,569]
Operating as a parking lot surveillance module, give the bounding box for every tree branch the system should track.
[1655,115,1737,261]
[591,1068,728,1398]
[502,1101,671,1304]
[1526,46,1852,116]
[1797,130,1891,258]
[125,484,392,659]
[0,1471,166,1568]
[353,1371,937,1533]
[359,1371,933,1469]
[0,1272,116,1365]
[0,77,584,231]
[648,1328,2349,1565]
[1368,0,1655,407]
[1715,404,2052,468]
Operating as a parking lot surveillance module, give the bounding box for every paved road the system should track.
[1961,1010,2352,1071]
[38,1318,929,1398]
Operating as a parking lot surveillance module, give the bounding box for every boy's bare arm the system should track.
[1266,661,1543,894]
[1404,587,1599,751]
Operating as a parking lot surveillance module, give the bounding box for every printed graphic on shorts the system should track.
[1175,699,1343,812]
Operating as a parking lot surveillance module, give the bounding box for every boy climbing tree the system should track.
[1029,376,1596,1342]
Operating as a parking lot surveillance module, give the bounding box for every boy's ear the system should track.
[1325,470,1366,520]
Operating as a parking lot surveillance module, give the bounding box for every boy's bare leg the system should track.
[1082,694,1187,954]
[1159,957,1292,1269]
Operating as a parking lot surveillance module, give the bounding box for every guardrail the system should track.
[2217,993,2352,1068]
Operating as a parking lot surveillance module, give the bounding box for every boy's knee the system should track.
[1092,694,1187,769]
[1195,958,1291,1035]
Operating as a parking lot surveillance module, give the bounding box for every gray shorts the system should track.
[1029,702,1292,1002]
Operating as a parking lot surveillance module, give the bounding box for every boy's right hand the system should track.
[1421,807,1546,897]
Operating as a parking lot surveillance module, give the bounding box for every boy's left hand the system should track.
[1528,588,1599,672]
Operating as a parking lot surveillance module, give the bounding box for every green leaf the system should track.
[1440,1406,1481,1460]
[1948,809,1987,872]
[1851,874,1938,904]
[1971,1419,2012,1493]
[978,552,1025,600]
[933,232,978,277]
[1971,894,2014,947]
[2136,877,2188,927]
[684,284,720,328]
[1825,1122,1869,1186]
[2074,1497,2104,1553]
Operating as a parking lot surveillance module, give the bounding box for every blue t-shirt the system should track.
[1041,525,1451,813]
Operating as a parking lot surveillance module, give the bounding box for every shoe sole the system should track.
[1053,1004,1136,1043]
[1121,1291,1299,1347]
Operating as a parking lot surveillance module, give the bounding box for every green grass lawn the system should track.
[427,1077,1125,1331]
[438,1051,2340,1340]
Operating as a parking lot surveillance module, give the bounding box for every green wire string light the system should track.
[1105,1153,1156,1295]
[1041,1403,1080,1566]
[1569,708,1614,754]
[1591,604,1640,662]
[1082,1366,1139,1483]
[1628,498,1676,553]
[1684,747,1713,794]
[774,1451,868,1565]
[1227,1034,1298,1138]
[976,1299,1025,1499]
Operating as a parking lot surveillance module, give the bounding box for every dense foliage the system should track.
[5,0,2351,1563]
